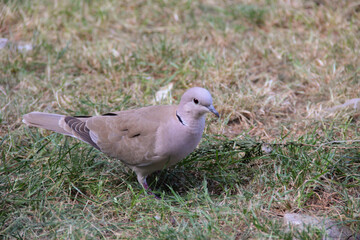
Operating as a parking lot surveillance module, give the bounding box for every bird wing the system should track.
[84,105,177,166]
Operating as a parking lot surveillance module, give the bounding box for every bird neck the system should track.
[176,110,206,133]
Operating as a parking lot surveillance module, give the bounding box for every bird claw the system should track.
[147,190,161,199]
[142,179,160,199]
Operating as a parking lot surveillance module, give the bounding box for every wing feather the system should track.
[86,105,176,166]
[64,116,100,150]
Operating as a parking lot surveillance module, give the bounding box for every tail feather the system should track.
[23,112,72,136]
[23,112,100,150]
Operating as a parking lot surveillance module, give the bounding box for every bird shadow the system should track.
[147,136,265,197]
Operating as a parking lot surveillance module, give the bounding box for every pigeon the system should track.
[23,87,219,197]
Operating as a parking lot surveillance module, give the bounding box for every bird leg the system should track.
[142,178,160,199]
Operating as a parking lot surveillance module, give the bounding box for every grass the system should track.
[1,0,360,238]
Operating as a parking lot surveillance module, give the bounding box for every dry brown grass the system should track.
[1,0,359,140]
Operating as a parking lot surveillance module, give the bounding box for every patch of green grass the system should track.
[1,0,360,238]
[1,129,359,238]
[227,4,267,26]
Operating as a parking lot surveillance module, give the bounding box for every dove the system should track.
[23,87,219,198]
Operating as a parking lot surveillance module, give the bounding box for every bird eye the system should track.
[193,98,199,104]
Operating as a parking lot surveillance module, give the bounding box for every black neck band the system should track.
[176,111,186,126]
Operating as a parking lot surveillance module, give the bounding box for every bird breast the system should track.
[154,117,204,166]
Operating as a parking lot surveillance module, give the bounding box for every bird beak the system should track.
[208,105,220,118]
